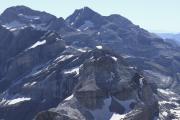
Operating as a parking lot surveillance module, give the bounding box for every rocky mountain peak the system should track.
[73,6,99,18]
[66,7,107,29]
[1,5,55,18]
[0,6,68,32]
[2,5,33,15]
[0,5,54,23]
[79,7,97,15]
[75,49,131,93]
[0,5,180,120]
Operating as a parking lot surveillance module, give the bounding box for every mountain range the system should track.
[0,6,179,120]
[157,33,180,46]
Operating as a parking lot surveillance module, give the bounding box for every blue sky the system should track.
[0,0,180,33]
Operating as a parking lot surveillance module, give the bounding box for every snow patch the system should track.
[2,24,28,32]
[18,13,23,16]
[139,77,144,87]
[159,101,179,106]
[8,97,31,105]
[77,29,81,32]
[129,66,135,69]
[111,56,118,61]
[9,28,18,31]
[110,113,126,120]
[4,21,25,29]
[65,46,70,49]
[56,37,62,41]
[0,97,31,106]
[65,94,74,101]
[97,32,101,35]
[83,27,89,30]
[55,55,74,62]
[162,111,168,116]
[18,14,40,20]
[29,40,46,49]
[24,81,37,87]
[32,69,44,76]
[158,89,175,95]
[64,66,80,75]
[122,55,134,59]
[170,108,180,118]
[71,22,74,25]
[77,48,87,52]
[96,45,103,49]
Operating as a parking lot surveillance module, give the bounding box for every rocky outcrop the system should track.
[35,49,159,120]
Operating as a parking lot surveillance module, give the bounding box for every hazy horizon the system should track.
[0,0,180,33]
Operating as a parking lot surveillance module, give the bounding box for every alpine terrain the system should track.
[0,6,179,120]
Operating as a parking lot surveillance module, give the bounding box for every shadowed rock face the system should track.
[0,6,179,120]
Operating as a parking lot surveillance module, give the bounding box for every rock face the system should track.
[0,6,72,33]
[66,7,107,29]
[0,30,68,120]
[35,49,159,120]
[64,7,180,95]
[0,6,179,120]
